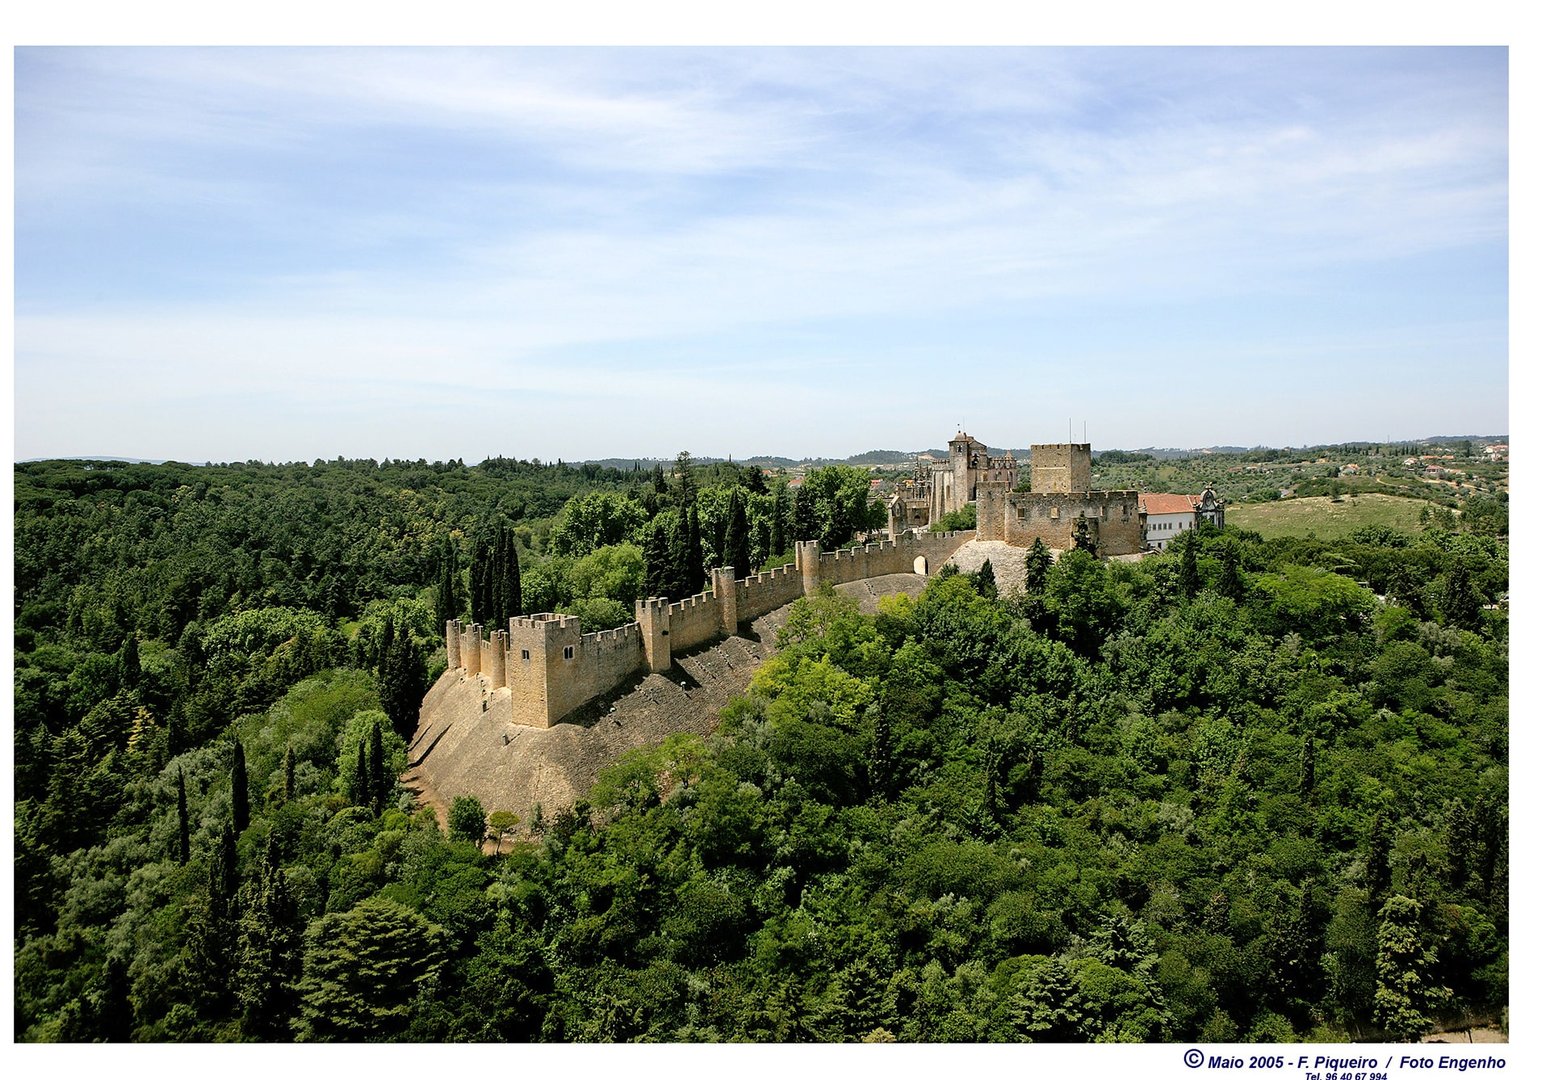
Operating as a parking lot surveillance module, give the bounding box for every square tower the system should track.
[1029,443,1092,493]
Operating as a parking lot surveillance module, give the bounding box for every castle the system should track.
[443,432,1220,730]
[445,529,976,728]
[888,433,1147,556]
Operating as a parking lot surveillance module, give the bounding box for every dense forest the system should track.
[13,455,1506,1042]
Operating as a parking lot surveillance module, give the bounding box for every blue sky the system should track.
[13,46,1508,463]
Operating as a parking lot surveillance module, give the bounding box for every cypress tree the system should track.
[686,503,704,593]
[369,719,386,815]
[1178,530,1201,598]
[1024,538,1052,595]
[352,739,369,808]
[236,838,303,1039]
[232,740,250,833]
[502,530,523,623]
[377,614,395,678]
[725,488,751,579]
[1366,810,1393,905]
[434,538,458,628]
[974,558,998,599]
[175,766,190,865]
[669,508,693,599]
[469,530,491,625]
[213,821,238,915]
[283,745,296,803]
[771,482,790,558]
[1300,735,1317,798]
[1217,538,1246,600]
[643,515,673,599]
[117,634,141,692]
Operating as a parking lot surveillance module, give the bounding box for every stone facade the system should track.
[444,528,976,729]
[977,483,1143,555]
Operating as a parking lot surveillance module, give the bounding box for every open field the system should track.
[1226,493,1439,540]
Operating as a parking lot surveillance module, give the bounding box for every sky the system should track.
[13,46,1509,463]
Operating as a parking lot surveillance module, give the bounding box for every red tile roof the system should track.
[1139,493,1200,515]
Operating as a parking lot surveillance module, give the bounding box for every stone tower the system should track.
[1030,443,1092,493]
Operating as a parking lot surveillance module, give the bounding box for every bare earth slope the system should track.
[403,573,929,827]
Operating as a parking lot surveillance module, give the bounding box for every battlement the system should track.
[977,482,1142,554]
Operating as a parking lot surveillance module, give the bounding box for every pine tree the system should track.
[232,740,250,833]
[283,745,296,803]
[175,766,190,865]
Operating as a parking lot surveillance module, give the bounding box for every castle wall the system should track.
[979,483,1142,555]
[506,613,646,727]
[731,562,804,623]
[800,530,976,586]
[666,590,722,656]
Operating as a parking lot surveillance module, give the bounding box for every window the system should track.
[520,649,530,661]
[563,645,575,660]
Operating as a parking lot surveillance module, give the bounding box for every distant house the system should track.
[1140,488,1225,551]
[1340,463,1360,475]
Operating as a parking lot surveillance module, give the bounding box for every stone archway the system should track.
[913,555,928,576]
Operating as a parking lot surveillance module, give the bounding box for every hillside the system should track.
[1226,493,1436,540]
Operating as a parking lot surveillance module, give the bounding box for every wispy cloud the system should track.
[14,47,1507,460]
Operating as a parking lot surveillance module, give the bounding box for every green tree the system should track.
[973,558,999,599]
[1373,894,1450,1040]
[725,487,752,579]
[294,897,450,1041]
[549,491,649,557]
[174,765,191,864]
[377,619,427,738]
[236,837,304,1039]
[368,718,386,815]
[433,535,461,628]
[1024,538,1052,595]
[449,795,488,846]
[232,739,250,833]
[1178,530,1201,598]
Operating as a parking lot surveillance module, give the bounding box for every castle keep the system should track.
[889,433,1145,556]
[445,530,976,728]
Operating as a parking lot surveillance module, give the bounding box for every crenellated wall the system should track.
[440,528,977,730]
[730,562,804,623]
[978,482,1143,555]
